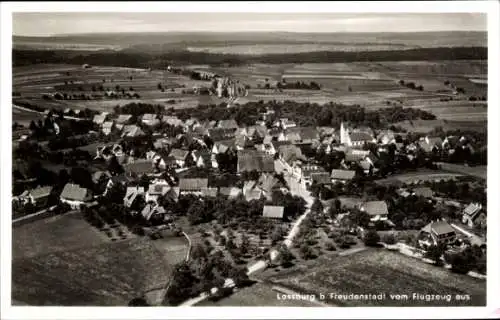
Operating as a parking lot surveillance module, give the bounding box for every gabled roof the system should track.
[28,186,53,199]
[141,204,166,221]
[123,160,155,175]
[257,173,281,193]
[219,187,242,198]
[463,203,482,218]
[201,187,218,198]
[237,151,275,173]
[162,115,184,127]
[359,201,388,216]
[169,149,190,161]
[124,186,145,207]
[148,182,170,195]
[331,169,355,180]
[208,128,236,141]
[142,113,158,121]
[93,114,107,124]
[262,205,284,219]
[349,131,374,142]
[102,121,114,129]
[179,178,209,191]
[423,220,456,236]
[413,187,433,198]
[116,114,132,124]
[278,144,305,163]
[344,149,370,162]
[60,183,91,202]
[122,125,145,137]
[311,172,332,185]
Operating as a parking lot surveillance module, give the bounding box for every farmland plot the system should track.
[267,249,486,306]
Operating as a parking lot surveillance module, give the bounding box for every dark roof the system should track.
[331,169,355,180]
[311,172,331,185]
[60,183,91,202]
[413,187,433,198]
[424,220,456,236]
[178,178,208,191]
[28,186,53,199]
[237,151,275,173]
[262,205,284,219]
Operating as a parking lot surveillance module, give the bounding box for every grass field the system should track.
[266,249,486,306]
[12,212,187,306]
[438,163,487,180]
[196,282,318,307]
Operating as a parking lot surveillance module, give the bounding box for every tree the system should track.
[128,297,149,306]
[108,155,124,175]
[240,234,250,255]
[164,262,198,305]
[279,244,294,267]
[311,198,324,213]
[363,229,380,247]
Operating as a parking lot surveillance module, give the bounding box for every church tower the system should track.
[340,122,351,146]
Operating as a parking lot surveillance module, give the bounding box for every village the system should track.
[12,71,487,304]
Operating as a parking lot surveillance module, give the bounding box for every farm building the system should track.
[178,178,209,196]
[340,122,376,147]
[123,160,156,177]
[59,183,93,209]
[121,125,145,138]
[262,205,284,219]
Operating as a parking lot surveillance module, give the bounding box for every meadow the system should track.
[266,249,486,306]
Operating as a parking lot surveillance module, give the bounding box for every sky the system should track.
[13,12,487,36]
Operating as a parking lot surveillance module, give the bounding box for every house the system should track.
[412,187,434,199]
[462,203,486,228]
[340,122,376,147]
[141,114,160,126]
[330,169,356,184]
[358,201,389,222]
[102,121,114,135]
[278,144,305,165]
[217,119,239,130]
[121,125,145,138]
[93,113,108,125]
[169,149,190,168]
[344,149,371,163]
[245,125,267,141]
[419,220,457,248]
[15,186,53,206]
[146,179,171,204]
[257,173,286,199]
[262,205,284,219]
[201,187,219,198]
[60,183,93,209]
[115,114,133,129]
[419,136,443,153]
[123,159,156,177]
[219,187,242,199]
[262,140,290,156]
[162,115,184,127]
[311,172,332,186]
[212,140,235,155]
[193,150,217,168]
[123,186,145,208]
[141,203,166,221]
[280,127,320,145]
[237,150,275,173]
[178,178,209,196]
[184,118,201,131]
[377,130,397,145]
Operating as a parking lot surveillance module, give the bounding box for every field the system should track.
[375,170,464,186]
[12,212,188,306]
[197,282,319,307]
[13,60,487,124]
[266,249,486,306]
[438,163,487,180]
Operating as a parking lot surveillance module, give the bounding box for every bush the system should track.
[382,233,396,245]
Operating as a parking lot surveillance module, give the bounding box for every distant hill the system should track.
[13,31,487,52]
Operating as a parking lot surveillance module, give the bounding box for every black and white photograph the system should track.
[1,1,499,319]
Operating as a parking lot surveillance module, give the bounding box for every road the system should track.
[12,205,57,225]
[13,104,90,121]
[181,161,313,306]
